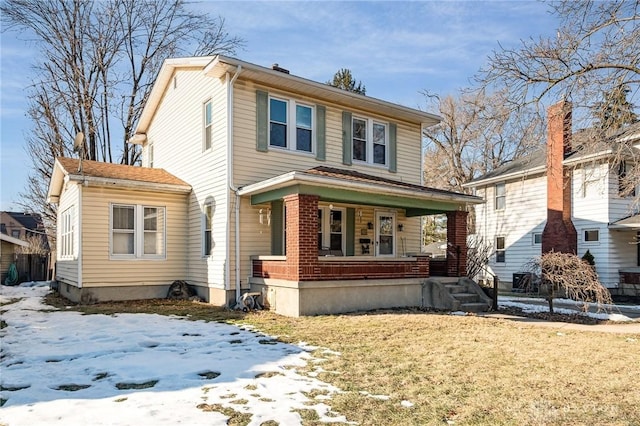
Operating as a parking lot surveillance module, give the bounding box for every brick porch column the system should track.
[283,194,319,281]
[446,210,468,277]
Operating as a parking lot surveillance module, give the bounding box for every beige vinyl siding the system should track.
[232,80,424,187]
[1,241,17,280]
[230,80,426,285]
[474,173,547,283]
[144,67,229,289]
[55,181,80,286]
[79,186,187,288]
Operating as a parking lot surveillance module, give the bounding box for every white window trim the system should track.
[147,140,154,168]
[352,116,389,167]
[60,206,75,259]
[318,206,346,254]
[203,99,213,152]
[268,95,315,154]
[495,183,506,211]
[375,210,396,257]
[495,236,506,263]
[109,204,166,260]
[583,229,600,244]
[532,232,542,245]
[203,202,214,257]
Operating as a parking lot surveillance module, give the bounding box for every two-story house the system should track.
[464,101,640,294]
[47,55,483,315]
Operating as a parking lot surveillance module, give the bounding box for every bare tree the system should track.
[466,234,492,282]
[1,0,244,233]
[422,89,544,193]
[479,0,640,202]
[524,251,613,314]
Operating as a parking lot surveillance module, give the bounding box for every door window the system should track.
[376,212,395,256]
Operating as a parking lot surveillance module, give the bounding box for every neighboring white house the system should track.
[48,55,483,315]
[464,101,640,291]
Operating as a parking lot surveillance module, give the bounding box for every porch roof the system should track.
[237,166,482,216]
[609,214,640,230]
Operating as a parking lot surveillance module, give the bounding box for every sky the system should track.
[0,0,560,212]
[1,282,637,425]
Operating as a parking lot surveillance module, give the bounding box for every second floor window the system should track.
[204,100,213,151]
[352,117,388,166]
[495,183,506,210]
[619,161,636,197]
[269,97,313,153]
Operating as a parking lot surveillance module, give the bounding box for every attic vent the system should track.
[271,63,290,74]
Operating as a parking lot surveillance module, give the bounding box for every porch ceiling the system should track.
[238,167,482,216]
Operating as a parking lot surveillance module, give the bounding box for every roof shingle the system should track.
[56,157,189,187]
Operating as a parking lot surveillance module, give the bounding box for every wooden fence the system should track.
[13,253,50,283]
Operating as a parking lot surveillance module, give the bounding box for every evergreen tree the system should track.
[593,82,638,132]
[327,68,366,95]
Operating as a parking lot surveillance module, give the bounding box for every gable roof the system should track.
[47,158,191,203]
[465,122,640,188]
[3,212,45,232]
[133,55,441,141]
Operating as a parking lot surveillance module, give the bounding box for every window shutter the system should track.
[346,208,355,256]
[256,90,268,152]
[270,200,284,255]
[389,122,397,173]
[315,105,326,161]
[342,111,352,165]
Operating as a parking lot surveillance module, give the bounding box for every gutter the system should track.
[224,65,243,306]
[65,175,192,194]
[462,166,547,189]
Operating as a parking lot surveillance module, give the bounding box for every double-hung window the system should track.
[111,204,165,259]
[619,161,636,197]
[495,183,506,210]
[269,97,313,153]
[60,207,75,258]
[352,117,388,166]
[203,99,213,151]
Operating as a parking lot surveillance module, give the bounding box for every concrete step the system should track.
[445,284,467,294]
[460,302,490,313]
[451,293,480,303]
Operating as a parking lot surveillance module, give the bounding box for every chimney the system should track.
[271,63,290,74]
[542,100,577,254]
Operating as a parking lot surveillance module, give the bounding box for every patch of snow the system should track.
[0,285,349,425]
[401,400,414,407]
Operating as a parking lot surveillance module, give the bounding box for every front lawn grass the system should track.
[45,294,640,425]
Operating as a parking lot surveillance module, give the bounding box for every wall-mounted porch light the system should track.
[259,208,271,226]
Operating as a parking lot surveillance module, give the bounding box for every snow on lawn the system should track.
[499,295,639,322]
[0,283,350,426]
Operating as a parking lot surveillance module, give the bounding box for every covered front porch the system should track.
[609,215,640,298]
[239,167,482,316]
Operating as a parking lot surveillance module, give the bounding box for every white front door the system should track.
[375,212,395,256]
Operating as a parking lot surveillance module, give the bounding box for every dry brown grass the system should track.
[44,294,640,425]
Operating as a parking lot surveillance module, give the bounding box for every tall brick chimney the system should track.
[541,100,577,254]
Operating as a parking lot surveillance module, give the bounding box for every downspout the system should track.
[225,65,242,306]
[77,182,83,289]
